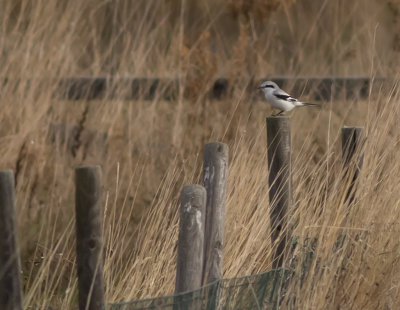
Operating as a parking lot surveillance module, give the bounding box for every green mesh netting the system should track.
[109,268,289,310]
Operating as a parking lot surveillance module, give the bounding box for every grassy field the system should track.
[0,0,400,309]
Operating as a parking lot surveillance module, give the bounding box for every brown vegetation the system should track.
[0,0,399,309]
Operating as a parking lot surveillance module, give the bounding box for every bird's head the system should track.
[257,81,278,94]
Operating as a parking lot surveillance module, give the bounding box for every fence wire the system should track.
[109,268,289,310]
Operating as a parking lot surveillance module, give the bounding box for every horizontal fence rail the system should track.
[1,76,387,100]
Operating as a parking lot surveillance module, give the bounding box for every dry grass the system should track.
[0,0,400,309]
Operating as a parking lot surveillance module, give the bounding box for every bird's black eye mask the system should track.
[264,85,274,88]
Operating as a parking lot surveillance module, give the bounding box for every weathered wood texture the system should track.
[0,170,23,310]
[175,185,207,293]
[341,126,365,205]
[266,116,292,268]
[202,142,229,284]
[75,166,105,310]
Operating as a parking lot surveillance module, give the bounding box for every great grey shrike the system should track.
[258,81,320,116]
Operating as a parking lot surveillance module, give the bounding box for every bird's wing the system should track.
[273,90,298,102]
[274,88,290,96]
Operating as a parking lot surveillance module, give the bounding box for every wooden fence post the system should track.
[0,170,23,310]
[266,116,292,268]
[341,126,365,205]
[202,142,228,284]
[75,166,105,310]
[175,184,206,293]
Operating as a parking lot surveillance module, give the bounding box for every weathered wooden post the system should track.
[75,166,105,310]
[0,170,23,310]
[175,184,207,294]
[202,142,228,284]
[266,116,292,268]
[341,126,365,205]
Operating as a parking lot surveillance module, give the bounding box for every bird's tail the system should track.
[299,102,321,108]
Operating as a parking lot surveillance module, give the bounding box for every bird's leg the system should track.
[272,110,284,116]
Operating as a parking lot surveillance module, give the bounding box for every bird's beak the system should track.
[257,86,262,90]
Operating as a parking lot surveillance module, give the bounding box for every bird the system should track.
[258,81,320,116]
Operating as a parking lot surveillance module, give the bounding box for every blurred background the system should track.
[0,0,399,309]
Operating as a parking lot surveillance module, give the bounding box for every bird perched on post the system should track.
[258,81,320,116]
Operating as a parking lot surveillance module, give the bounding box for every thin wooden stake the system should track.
[75,166,105,310]
[266,116,292,268]
[0,170,23,310]
[341,126,365,205]
[202,142,228,284]
[175,184,206,293]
